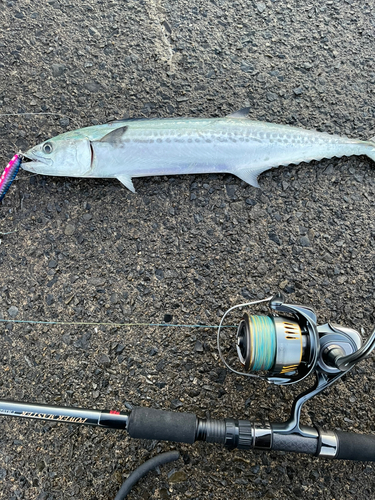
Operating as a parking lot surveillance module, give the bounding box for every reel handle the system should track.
[335,327,375,371]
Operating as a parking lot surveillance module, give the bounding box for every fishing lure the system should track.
[0,153,22,202]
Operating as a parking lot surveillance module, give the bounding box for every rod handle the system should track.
[335,431,375,461]
[127,407,197,444]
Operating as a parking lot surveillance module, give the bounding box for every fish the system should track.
[22,108,375,192]
[0,153,22,202]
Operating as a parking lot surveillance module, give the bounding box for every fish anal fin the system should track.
[117,174,136,193]
[98,126,128,144]
[227,107,251,119]
[235,168,268,188]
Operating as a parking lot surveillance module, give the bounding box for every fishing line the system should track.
[0,112,81,126]
[0,112,72,118]
[0,317,237,329]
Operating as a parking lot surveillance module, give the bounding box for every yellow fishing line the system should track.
[0,318,236,329]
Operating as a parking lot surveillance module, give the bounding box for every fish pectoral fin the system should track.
[97,126,129,144]
[227,107,251,119]
[235,168,268,188]
[117,174,136,193]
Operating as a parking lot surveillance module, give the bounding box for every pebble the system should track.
[267,92,278,102]
[62,333,71,345]
[64,224,76,236]
[97,354,111,367]
[159,488,170,499]
[46,294,54,306]
[245,198,257,206]
[279,280,288,289]
[7,306,18,318]
[300,236,311,247]
[116,343,125,354]
[74,332,91,349]
[156,359,166,372]
[85,81,101,93]
[226,184,237,199]
[256,2,266,13]
[170,399,183,409]
[155,269,164,280]
[59,117,70,127]
[88,26,101,37]
[194,341,204,352]
[168,470,188,483]
[269,232,281,246]
[51,64,66,77]
[293,87,304,95]
[240,61,254,73]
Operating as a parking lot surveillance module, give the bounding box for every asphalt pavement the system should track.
[1,0,375,498]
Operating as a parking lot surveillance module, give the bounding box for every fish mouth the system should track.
[21,151,53,173]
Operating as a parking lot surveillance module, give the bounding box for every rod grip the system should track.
[127,407,197,444]
[335,431,375,461]
[272,432,318,455]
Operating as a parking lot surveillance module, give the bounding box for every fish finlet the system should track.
[227,107,251,119]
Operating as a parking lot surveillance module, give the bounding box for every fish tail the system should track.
[367,137,375,162]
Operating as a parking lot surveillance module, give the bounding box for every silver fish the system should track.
[23,108,375,192]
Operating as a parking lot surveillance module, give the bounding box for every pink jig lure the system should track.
[0,153,22,202]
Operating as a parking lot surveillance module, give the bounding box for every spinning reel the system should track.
[218,293,375,439]
[218,293,373,384]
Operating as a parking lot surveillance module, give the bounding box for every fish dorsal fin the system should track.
[98,126,128,144]
[227,107,250,119]
[107,117,147,124]
[117,174,136,193]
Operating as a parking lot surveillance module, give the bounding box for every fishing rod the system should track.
[1,293,375,464]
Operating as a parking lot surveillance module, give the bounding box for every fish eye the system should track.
[43,142,53,154]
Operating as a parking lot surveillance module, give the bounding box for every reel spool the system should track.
[236,313,306,375]
[218,293,365,385]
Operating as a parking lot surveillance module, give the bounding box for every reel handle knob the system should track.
[322,345,346,369]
